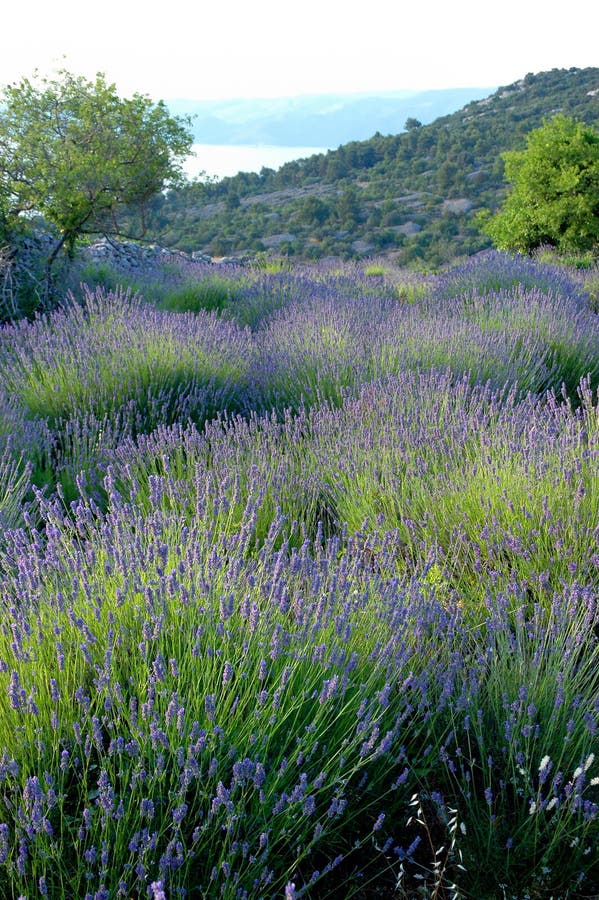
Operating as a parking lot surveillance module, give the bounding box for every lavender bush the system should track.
[0,253,596,897]
[434,250,590,306]
[0,286,257,503]
[70,255,432,330]
[255,281,598,413]
[0,286,256,429]
[309,371,599,597]
[0,478,597,896]
[107,409,325,551]
[98,369,598,602]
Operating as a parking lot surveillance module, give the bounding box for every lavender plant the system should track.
[0,477,597,896]
[0,253,596,898]
[310,371,599,598]
[434,250,590,306]
[107,408,327,550]
[0,286,256,429]
[0,485,466,897]
[255,278,598,414]
[0,286,258,502]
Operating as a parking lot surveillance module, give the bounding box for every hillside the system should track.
[143,67,599,267]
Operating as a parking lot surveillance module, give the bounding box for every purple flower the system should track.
[140,798,155,820]
[150,882,166,900]
[97,770,115,816]
[373,812,386,831]
[0,823,9,864]
[172,803,188,825]
[222,661,234,685]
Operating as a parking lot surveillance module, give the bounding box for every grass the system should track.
[154,273,246,314]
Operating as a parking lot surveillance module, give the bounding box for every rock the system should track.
[351,240,375,254]
[212,256,245,265]
[442,198,473,215]
[396,192,422,203]
[391,221,421,236]
[261,233,296,248]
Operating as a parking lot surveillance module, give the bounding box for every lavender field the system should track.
[0,251,598,898]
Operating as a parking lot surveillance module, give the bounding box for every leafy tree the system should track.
[225,192,241,211]
[296,196,330,227]
[483,115,599,254]
[336,186,361,226]
[0,69,193,295]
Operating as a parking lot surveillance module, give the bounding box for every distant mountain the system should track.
[166,88,494,147]
[145,68,599,268]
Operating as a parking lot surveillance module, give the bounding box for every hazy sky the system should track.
[1,0,597,101]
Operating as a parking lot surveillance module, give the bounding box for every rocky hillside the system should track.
[141,67,599,267]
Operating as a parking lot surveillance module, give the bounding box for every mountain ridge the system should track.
[166,87,495,147]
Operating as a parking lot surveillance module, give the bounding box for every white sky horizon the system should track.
[1,0,597,103]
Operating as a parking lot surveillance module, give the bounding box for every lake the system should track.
[183,143,331,181]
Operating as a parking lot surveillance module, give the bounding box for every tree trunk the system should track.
[43,230,72,308]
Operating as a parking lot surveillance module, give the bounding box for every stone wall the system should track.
[81,237,246,272]
[82,237,205,271]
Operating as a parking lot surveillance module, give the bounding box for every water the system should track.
[183,143,330,181]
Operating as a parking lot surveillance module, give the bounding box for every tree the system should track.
[336,186,361,226]
[296,196,330,227]
[483,114,599,254]
[404,117,422,131]
[0,69,193,294]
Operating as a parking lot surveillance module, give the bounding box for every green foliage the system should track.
[0,69,193,293]
[155,273,244,314]
[484,115,599,254]
[295,195,331,226]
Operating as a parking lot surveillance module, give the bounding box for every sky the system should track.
[1,0,597,102]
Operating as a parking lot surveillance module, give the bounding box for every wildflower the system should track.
[222,661,234,685]
[140,798,155,820]
[172,803,188,825]
[538,755,553,785]
[204,694,216,721]
[0,824,8,864]
[150,882,166,900]
[303,795,316,815]
[97,770,115,816]
[373,812,386,831]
